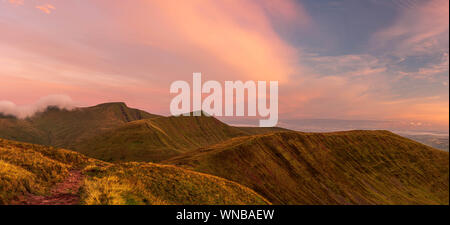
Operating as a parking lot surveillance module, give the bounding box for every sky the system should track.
[0,0,448,132]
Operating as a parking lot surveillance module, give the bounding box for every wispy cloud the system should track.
[35,4,55,14]
[0,0,447,129]
[372,0,448,56]
[5,0,56,14]
[7,0,23,6]
[108,1,309,83]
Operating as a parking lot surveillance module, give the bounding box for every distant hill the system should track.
[0,102,159,149]
[0,138,268,205]
[166,130,449,205]
[402,134,449,151]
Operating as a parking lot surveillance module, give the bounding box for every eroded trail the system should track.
[13,170,83,205]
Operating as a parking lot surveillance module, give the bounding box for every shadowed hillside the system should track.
[0,102,159,149]
[166,130,449,205]
[75,112,293,162]
[0,104,290,162]
[0,138,268,205]
[0,118,47,145]
[76,115,249,162]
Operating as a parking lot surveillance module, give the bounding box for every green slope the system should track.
[0,117,47,145]
[166,130,449,205]
[76,115,248,162]
[0,102,159,149]
[1,103,290,163]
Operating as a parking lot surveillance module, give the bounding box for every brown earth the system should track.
[12,170,83,205]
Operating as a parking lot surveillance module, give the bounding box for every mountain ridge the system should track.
[166,130,449,204]
[0,102,448,205]
[0,102,160,149]
[0,103,290,162]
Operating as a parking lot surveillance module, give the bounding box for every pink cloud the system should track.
[102,0,308,83]
[1,0,310,116]
[8,0,23,6]
[35,4,55,14]
[0,0,447,129]
[5,0,57,14]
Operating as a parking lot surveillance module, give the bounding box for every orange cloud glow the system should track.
[106,0,308,83]
[35,4,55,14]
[0,0,448,130]
[8,0,23,6]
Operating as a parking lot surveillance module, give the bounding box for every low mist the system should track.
[0,95,76,119]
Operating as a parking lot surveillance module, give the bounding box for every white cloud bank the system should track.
[0,94,75,118]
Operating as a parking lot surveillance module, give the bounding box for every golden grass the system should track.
[80,162,269,205]
[0,138,92,203]
[0,160,41,204]
[0,138,269,205]
[83,175,147,205]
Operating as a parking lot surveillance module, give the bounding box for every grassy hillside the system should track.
[82,162,269,205]
[0,138,267,205]
[1,102,448,205]
[76,115,248,162]
[0,138,93,204]
[0,118,47,145]
[0,103,291,163]
[166,130,449,205]
[0,102,159,150]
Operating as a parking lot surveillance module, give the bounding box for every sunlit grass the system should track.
[81,162,269,205]
[0,138,269,205]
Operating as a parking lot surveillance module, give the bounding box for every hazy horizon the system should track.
[1,100,448,136]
